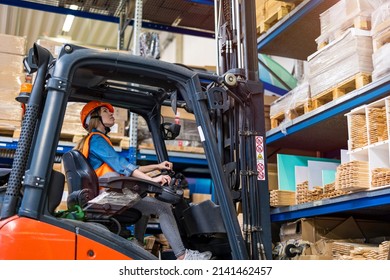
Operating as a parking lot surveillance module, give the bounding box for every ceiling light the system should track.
[62,5,78,32]
[172,17,182,27]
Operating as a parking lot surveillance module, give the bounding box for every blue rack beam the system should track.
[262,81,288,96]
[0,138,208,166]
[271,187,390,222]
[137,150,208,166]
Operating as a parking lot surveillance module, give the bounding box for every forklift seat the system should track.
[61,150,163,235]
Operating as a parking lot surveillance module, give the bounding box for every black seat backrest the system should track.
[62,150,98,198]
[61,149,143,235]
[46,170,65,214]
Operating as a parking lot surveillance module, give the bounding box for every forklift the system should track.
[0,0,271,260]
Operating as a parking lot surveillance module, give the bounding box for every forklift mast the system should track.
[214,0,272,259]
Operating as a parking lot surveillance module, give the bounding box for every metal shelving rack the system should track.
[267,76,390,222]
[258,0,390,223]
[0,137,208,168]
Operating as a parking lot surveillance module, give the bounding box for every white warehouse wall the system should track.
[159,33,216,68]
[182,35,216,67]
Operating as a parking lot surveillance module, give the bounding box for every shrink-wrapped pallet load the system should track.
[308,28,373,106]
[315,0,381,49]
[371,2,390,81]
[269,81,310,129]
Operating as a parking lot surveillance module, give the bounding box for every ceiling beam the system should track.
[1,0,215,38]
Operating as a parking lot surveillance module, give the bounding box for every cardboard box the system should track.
[0,34,27,55]
[280,217,349,243]
[110,120,126,137]
[0,72,26,92]
[280,216,390,243]
[161,106,195,121]
[114,107,128,121]
[0,53,25,73]
[191,193,212,204]
[268,163,278,190]
[0,105,23,122]
[0,89,23,122]
[60,121,87,136]
[308,239,334,257]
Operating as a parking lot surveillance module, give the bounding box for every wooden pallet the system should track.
[373,27,390,52]
[311,73,371,110]
[256,4,294,36]
[270,101,311,129]
[270,112,286,130]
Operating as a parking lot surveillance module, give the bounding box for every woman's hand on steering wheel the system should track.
[152,174,172,186]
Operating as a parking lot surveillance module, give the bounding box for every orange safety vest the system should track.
[81,132,116,178]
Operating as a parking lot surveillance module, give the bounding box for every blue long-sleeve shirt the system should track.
[88,129,139,177]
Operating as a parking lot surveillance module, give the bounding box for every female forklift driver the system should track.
[75,100,212,260]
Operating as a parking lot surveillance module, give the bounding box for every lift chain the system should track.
[239,130,261,136]
[240,170,258,176]
[242,224,262,234]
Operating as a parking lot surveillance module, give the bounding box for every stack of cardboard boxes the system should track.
[0,34,27,135]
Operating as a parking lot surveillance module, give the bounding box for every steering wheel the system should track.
[156,170,186,204]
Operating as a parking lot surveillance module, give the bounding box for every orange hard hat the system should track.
[80,100,114,129]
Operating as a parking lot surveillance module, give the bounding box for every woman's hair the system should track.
[74,108,101,151]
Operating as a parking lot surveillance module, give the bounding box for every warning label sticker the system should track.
[255,136,265,180]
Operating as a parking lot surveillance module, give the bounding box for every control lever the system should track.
[161,168,175,177]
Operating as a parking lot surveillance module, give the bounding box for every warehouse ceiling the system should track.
[0,0,215,52]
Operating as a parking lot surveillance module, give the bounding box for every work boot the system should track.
[183,249,212,260]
